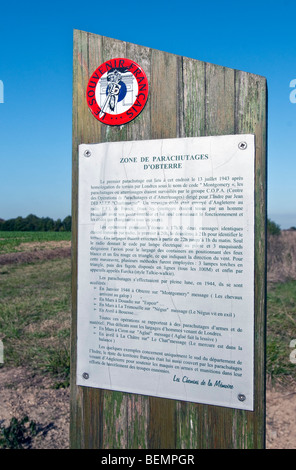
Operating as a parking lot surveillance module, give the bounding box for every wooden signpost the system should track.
[71,29,267,449]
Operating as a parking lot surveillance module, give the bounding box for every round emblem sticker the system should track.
[86,58,149,126]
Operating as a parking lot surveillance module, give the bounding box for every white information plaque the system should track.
[77,134,255,410]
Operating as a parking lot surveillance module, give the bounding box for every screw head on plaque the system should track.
[86,58,149,126]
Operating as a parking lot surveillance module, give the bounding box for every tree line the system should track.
[0,214,289,234]
[0,214,71,232]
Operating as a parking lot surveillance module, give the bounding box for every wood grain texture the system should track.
[71,30,267,449]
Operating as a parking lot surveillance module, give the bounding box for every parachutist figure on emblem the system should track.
[99,69,122,117]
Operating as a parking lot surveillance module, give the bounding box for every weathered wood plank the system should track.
[205,63,235,136]
[70,28,83,449]
[235,70,267,448]
[71,29,105,449]
[71,29,267,449]
[197,62,237,448]
[126,42,151,142]
[124,40,152,449]
[147,46,179,450]
[181,57,206,138]
[150,48,178,139]
[71,31,152,450]
[176,65,267,449]
[176,60,237,449]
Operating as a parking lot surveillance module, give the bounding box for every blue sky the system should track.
[0,0,295,228]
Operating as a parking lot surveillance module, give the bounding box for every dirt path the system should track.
[0,366,295,449]
[0,367,70,449]
[266,382,296,449]
[0,241,71,266]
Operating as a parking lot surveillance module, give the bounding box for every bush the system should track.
[267,218,281,236]
[0,416,37,449]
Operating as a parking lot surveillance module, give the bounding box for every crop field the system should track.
[0,232,71,389]
[0,231,71,254]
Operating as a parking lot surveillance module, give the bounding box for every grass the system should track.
[267,280,296,384]
[0,253,71,387]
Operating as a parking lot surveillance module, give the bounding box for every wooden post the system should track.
[71,29,267,449]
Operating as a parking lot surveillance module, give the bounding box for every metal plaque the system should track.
[76,134,255,410]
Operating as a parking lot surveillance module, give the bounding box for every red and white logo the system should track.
[86,58,149,126]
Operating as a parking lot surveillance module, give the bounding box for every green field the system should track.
[267,281,296,384]
[0,231,296,388]
[0,232,71,388]
[0,231,71,254]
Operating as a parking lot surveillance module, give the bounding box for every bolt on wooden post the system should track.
[71,29,267,449]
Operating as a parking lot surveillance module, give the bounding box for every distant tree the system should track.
[0,218,16,231]
[54,218,62,232]
[62,216,72,231]
[23,214,40,231]
[267,218,281,236]
[14,216,27,231]
[40,217,55,231]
